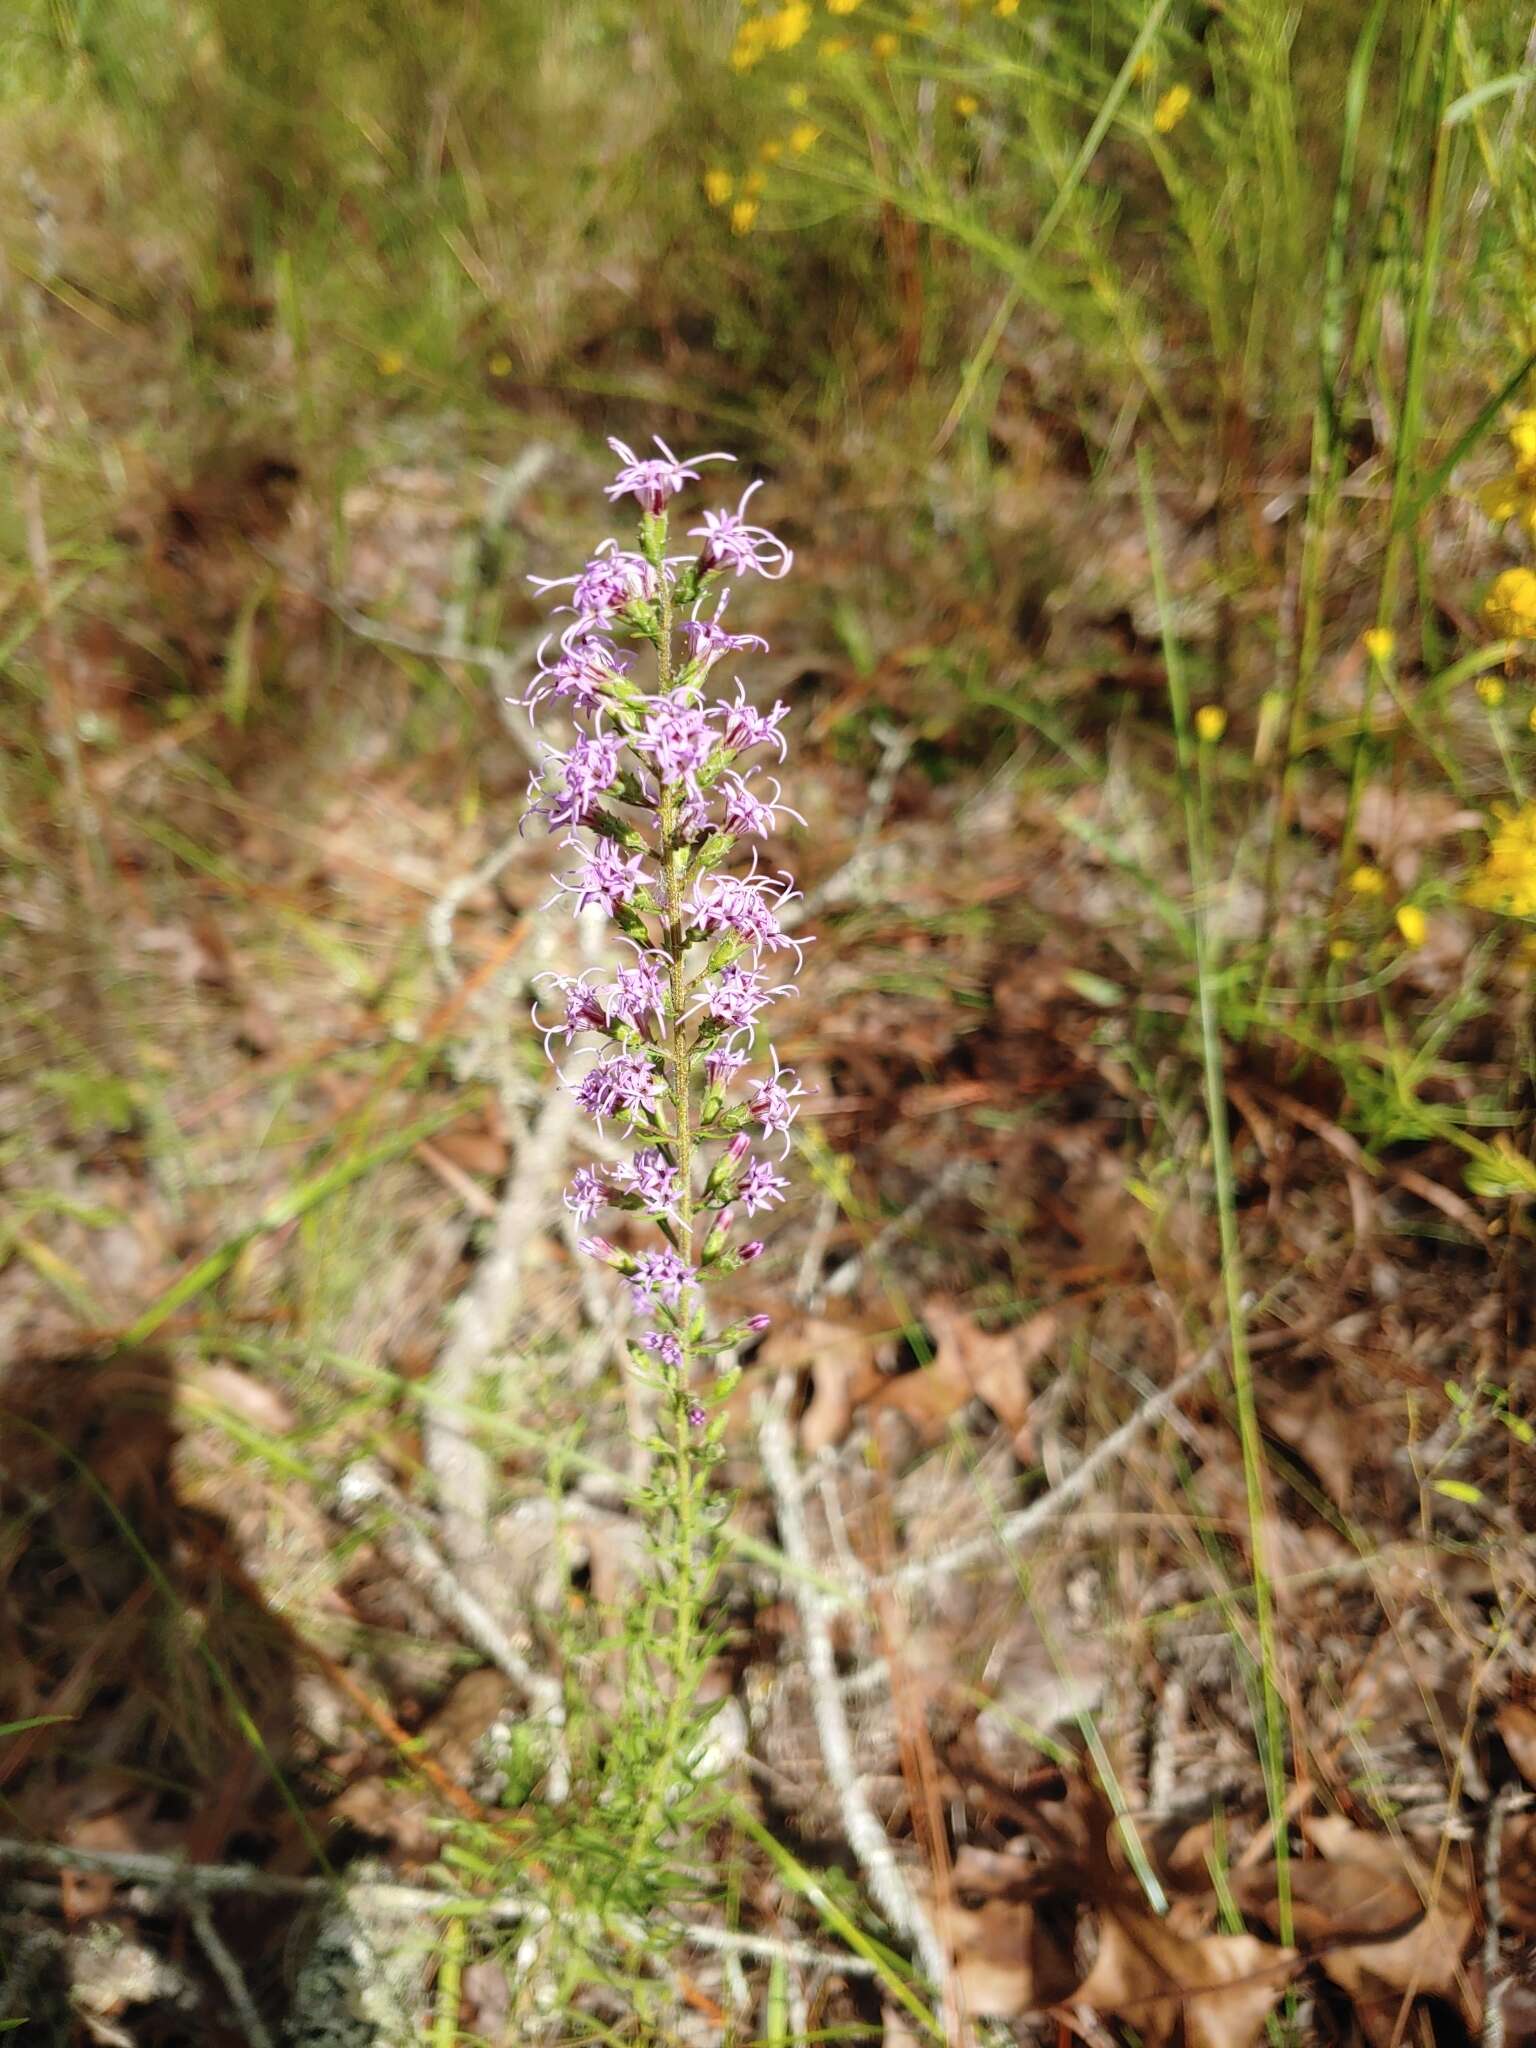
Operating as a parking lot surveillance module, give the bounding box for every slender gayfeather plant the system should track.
[518,437,804,1896]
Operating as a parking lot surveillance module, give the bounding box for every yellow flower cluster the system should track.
[1153,84,1192,133]
[1466,803,1536,920]
[1485,565,1536,639]
[731,1,810,70]
[1479,410,1536,535]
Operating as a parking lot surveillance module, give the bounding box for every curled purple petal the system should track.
[690,480,793,579]
[607,435,733,515]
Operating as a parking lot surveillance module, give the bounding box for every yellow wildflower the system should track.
[703,168,734,207]
[1478,410,1536,533]
[1510,409,1536,470]
[789,121,820,152]
[743,169,767,194]
[732,5,807,66]
[1131,52,1155,82]
[768,2,810,48]
[786,82,809,108]
[872,32,900,57]
[820,36,852,58]
[1477,675,1506,708]
[1349,864,1387,897]
[730,197,760,236]
[487,351,512,378]
[1482,473,1536,528]
[1329,938,1353,961]
[760,138,784,162]
[1153,84,1192,134]
[1194,704,1227,743]
[826,0,863,11]
[1528,704,1536,734]
[1395,903,1428,947]
[1466,803,1536,919]
[376,348,405,376]
[1485,566,1536,638]
[995,0,1019,14]
[954,92,979,117]
[1362,626,1395,663]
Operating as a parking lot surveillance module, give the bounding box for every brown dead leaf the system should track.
[431,1126,511,1178]
[1499,1812,1536,1937]
[933,1896,1039,2017]
[1232,1855,1421,1949]
[1264,1373,1360,1512]
[1353,783,1482,883]
[60,1805,158,1921]
[191,1362,297,1436]
[1499,1702,1536,1791]
[1297,1816,1477,2017]
[931,1847,1079,2017]
[755,1315,889,1455]
[864,1297,1053,1458]
[1068,1906,1296,2048]
[419,1667,512,1782]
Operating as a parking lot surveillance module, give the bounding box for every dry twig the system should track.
[757,1394,951,1991]
[335,1458,569,1803]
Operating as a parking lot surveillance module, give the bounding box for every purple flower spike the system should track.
[606,435,733,515]
[748,1051,807,1155]
[562,837,652,916]
[688,868,804,965]
[739,1158,789,1215]
[680,595,769,669]
[574,1050,664,1124]
[531,540,660,639]
[636,692,719,786]
[705,964,781,1031]
[719,771,804,839]
[717,681,791,761]
[526,634,630,711]
[523,436,802,1383]
[534,732,623,830]
[605,952,669,1031]
[612,1147,682,1218]
[704,1043,750,1088]
[564,1166,609,1221]
[629,1248,696,1311]
[690,480,793,579]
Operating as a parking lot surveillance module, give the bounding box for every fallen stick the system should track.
[336,1459,569,1803]
[757,1397,951,1991]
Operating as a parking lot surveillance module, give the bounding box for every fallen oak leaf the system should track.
[865,1297,1053,1458]
[1498,1812,1536,1937]
[754,1314,890,1455]
[1065,1906,1297,2048]
[1231,1854,1424,1949]
[1297,1815,1478,2019]
[1498,1701,1536,1792]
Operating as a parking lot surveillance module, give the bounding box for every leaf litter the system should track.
[3,418,1535,2045]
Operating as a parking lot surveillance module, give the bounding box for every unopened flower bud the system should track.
[578,1236,637,1276]
[745,1312,771,1332]
[739,1240,765,1263]
[701,1207,735,1264]
[727,1132,752,1163]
